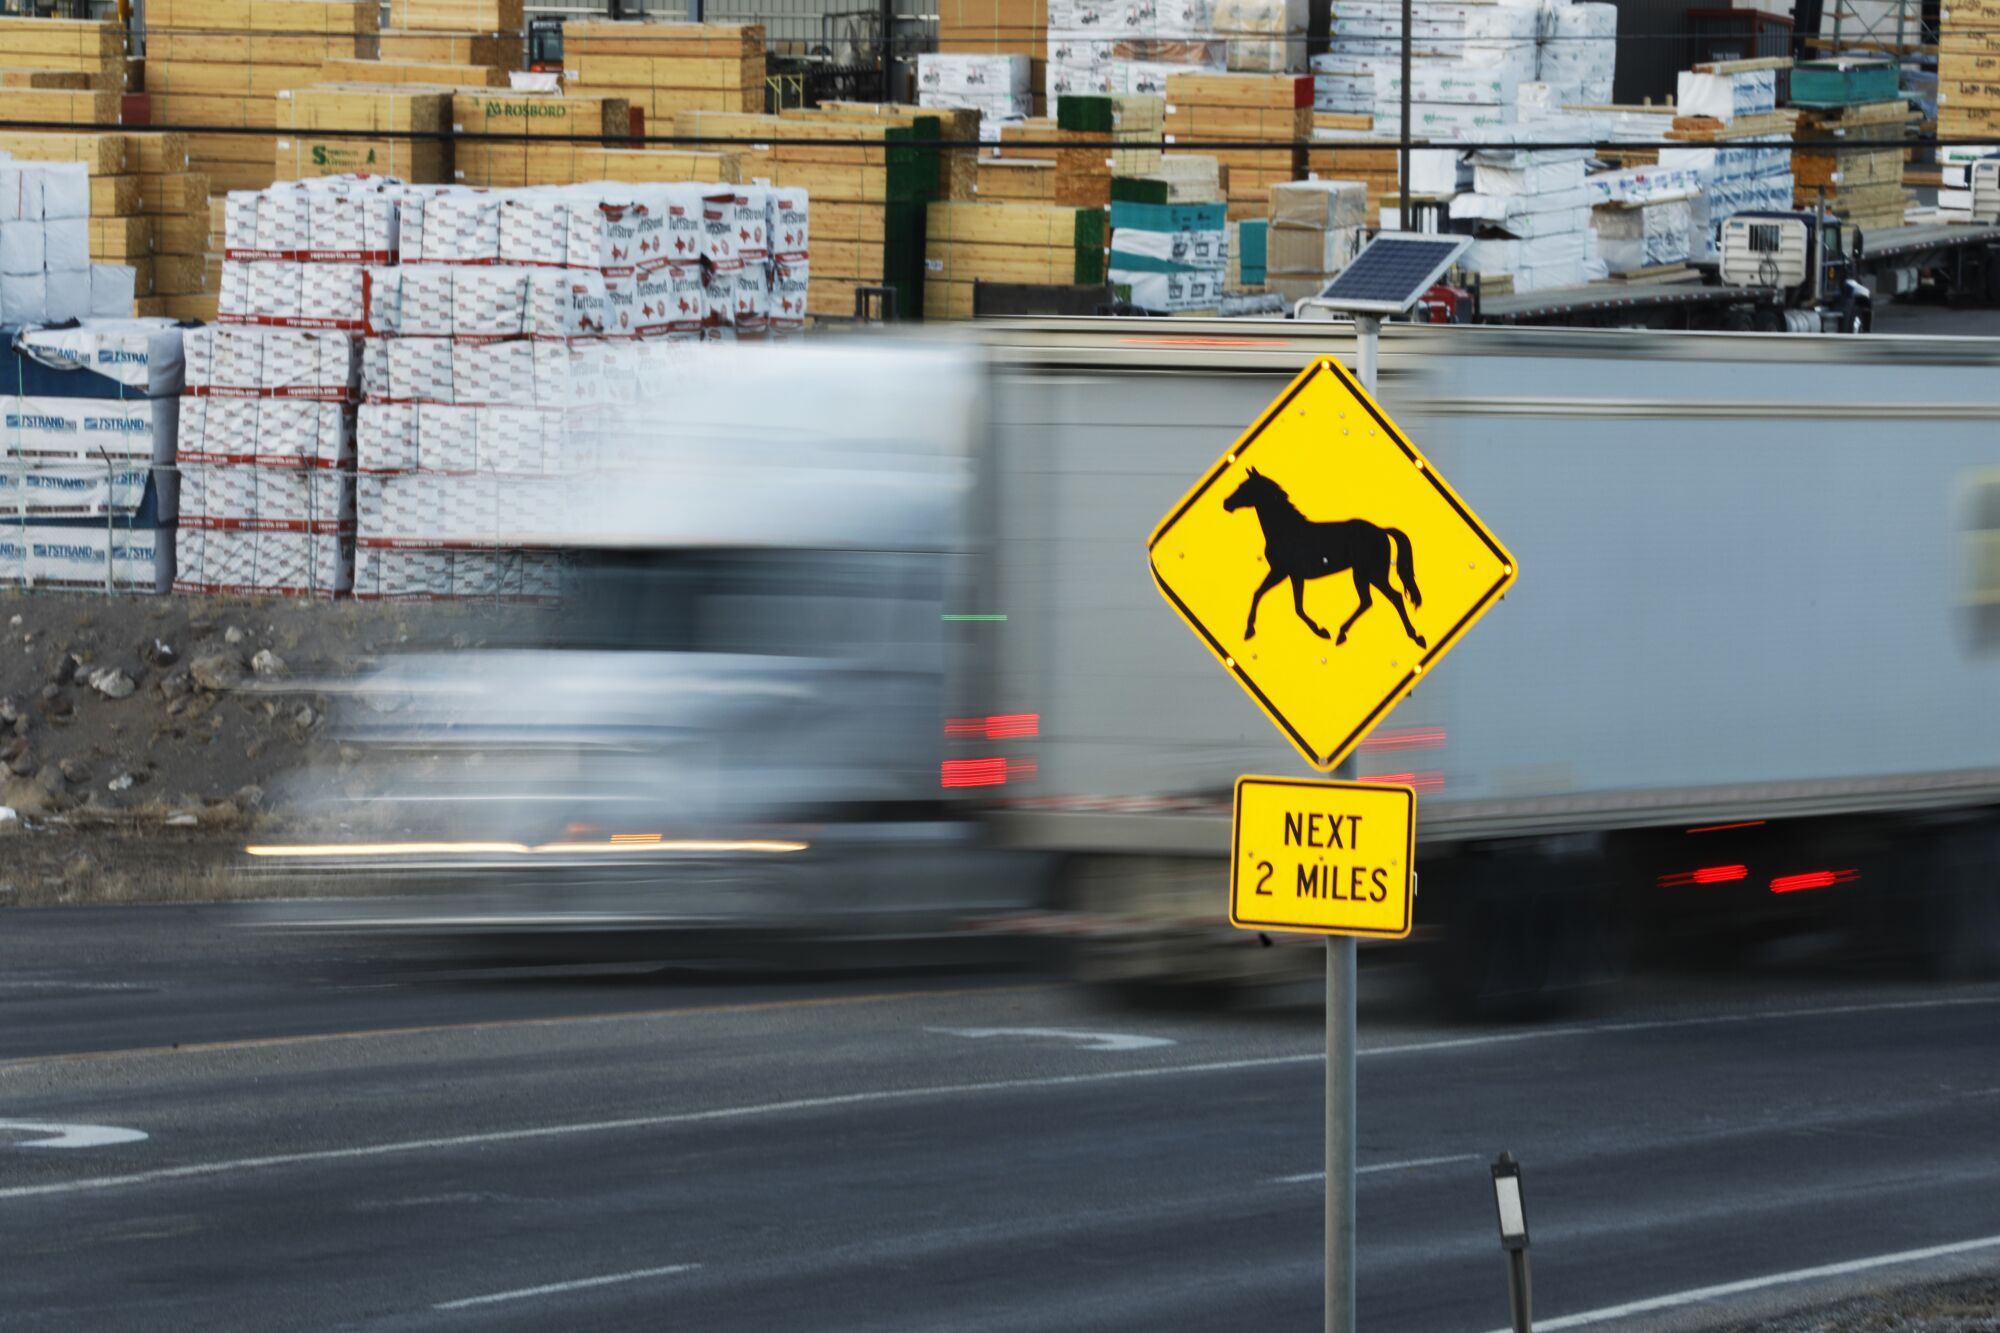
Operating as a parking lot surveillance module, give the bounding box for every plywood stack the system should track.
[1792,100,1913,230]
[923,200,1104,318]
[147,0,380,194]
[450,91,633,187]
[1162,73,1309,219]
[560,21,764,127]
[274,83,454,184]
[320,57,508,87]
[935,0,1048,116]
[1137,153,1227,202]
[1108,193,1228,312]
[0,17,127,91]
[680,109,945,320]
[1305,113,1397,217]
[561,147,742,183]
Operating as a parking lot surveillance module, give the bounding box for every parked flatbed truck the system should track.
[1477,220,2000,331]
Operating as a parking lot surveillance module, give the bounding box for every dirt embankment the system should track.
[0,592,524,905]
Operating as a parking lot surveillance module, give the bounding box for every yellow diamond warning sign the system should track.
[1148,357,1516,772]
[1230,775,1414,938]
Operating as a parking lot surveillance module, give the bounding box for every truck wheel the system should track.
[1425,854,1614,1020]
[1910,825,2000,980]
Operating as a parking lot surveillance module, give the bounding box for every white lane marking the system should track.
[4,990,1995,1201]
[0,1053,1322,1201]
[1274,1153,1480,1185]
[1363,991,2000,1061]
[434,1262,701,1311]
[928,1027,1177,1052]
[0,1121,148,1150]
[1486,1232,2000,1332]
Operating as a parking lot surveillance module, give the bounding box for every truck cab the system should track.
[1718,210,1872,334]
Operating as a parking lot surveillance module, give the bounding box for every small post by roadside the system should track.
[1491,1151,1532,1333]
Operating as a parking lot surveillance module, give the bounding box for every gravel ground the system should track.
[1708,1271,2000,1331]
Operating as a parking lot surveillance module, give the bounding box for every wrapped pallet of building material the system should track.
[1213,0,1308,74]
[1591,196,1695,273]
[1455,143,1595,291]
[1263,178,1366,300]
[0,161,137,322]
[919,53,1033,125]
[1047,0,1231,102]
[0,319,186,592]
[1676,68,1778,123]
[1537,3,1617,107]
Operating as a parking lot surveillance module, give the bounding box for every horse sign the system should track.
[1148,356,1516,772]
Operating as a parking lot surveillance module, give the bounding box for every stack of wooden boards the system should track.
[275,83,454,183]
[374,0,522,87]
[923,200,1104,318]
[561,21,765,125]
[0,130,213,318]
[1303,112,1395,217]
[1163,73,1310,219]
[1051,94,1164,207]
[0,16,129,91]
[1791,100,1914,230]
[147,0,380,193]
[1940,0,2000,216]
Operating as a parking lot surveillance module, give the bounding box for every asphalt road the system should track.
[1,908,1998,1332]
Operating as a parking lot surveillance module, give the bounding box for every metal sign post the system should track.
[1150,262,1515,1331]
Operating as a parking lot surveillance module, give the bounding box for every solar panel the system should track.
[1311,233,1473,315]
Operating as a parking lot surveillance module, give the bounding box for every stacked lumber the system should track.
[561,22,765,125]
[923,200,1104,318]
[976,156,1055,200]
[137,153,212,318]
[376,30,522,69]
[562,147,741,183]
[935,0,1047,116]
[0,17,127,91]
[0,87,120,125]
[450,91,633,187]
[0,69,95,89]
[1940,0,2000,217]
[147,0,380,193]
[274,83,453,183]
[1056,94,1163,176]
[681,109,946,320]
[1792,100,1912,229]
[385,0,522,32]
[990,116,1056,154]
[1304,144,1397,217]
[320,57,508,87]
[0,132,136,304]
[1163,74,1309,219]
[811,102,981,202]
[1663,109,1799,142]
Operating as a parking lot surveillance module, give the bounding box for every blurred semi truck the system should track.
[259,322,2000,1009]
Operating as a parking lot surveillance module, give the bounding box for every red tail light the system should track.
[1359,728,1446,752]
[1360,771,1444,794]
[941,758,1007,788]
[1769,869,1859,894]
[945,713,1041,739]
[1657,864,1748,887]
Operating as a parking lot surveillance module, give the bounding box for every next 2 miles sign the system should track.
[1229,776,1415,939]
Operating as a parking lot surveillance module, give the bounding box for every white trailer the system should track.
[970,319,2000,1007]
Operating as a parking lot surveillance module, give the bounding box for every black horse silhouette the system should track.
[1222,468,1425,647]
